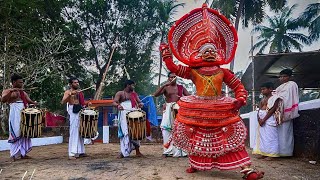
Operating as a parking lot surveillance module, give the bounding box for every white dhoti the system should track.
[253,110,280,157]
[274,81,298,157]
[118,101,140,157]
[278,120,294,156]
[68,105,85,157]
[161,103,187,157]
[8,102,32,158]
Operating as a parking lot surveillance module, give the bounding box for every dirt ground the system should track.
[0,143,319,180]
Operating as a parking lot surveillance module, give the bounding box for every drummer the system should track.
[61,77,91,160]
[153,72,190,157]
[1,73,38,161]
[113,80,144,158]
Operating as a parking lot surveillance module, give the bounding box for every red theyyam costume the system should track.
[159,4,264,180]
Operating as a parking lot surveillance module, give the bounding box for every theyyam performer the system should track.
[159,4,264,179]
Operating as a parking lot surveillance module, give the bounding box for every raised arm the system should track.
[1,88,20,103]
[222,68,248,109]
[159,43,191,79]
[1,89,13,103]
[153,82,171,97]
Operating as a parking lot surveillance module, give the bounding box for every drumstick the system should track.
[78,85,95,92]
[140,95,154,101]
[170,76,177,83]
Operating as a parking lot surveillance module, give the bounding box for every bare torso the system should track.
[260,97,269,110]
[117,91,134,104]
[164,85,180,103]
[62,89,80,105]
[2,89,25,103]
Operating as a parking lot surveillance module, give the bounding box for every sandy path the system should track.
[0,143,319,180]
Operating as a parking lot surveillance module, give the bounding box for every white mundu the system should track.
[68,104,85,157]
[8,101,32,158]
[117,101,140,157]
[161,102,187,157]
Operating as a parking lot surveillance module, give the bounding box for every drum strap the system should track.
[19,90,28,108]
[78,92,85,106]
[130,92,139,108]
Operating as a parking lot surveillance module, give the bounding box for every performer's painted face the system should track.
[201,48,217,61]
[12,79,24,88]
[188,44,225,67]
[70,80,80,90]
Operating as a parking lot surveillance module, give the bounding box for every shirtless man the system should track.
[113,80,144,158]
[1,74,37,161]
[153,72,190,157]
[253,82,280,159]
[61,77,90,159]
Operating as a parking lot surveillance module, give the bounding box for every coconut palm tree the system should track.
[250,5,310,54]
[299,3,320,42]
[208,0,286,70]
[156,0,185,88]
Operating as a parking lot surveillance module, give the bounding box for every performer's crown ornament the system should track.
[168,3,238,67]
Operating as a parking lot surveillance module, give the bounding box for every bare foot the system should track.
[117,153,124,159]
[136,152,145,157]
[264,157,274,161]
[256,155,266,159]
[162,154,169,158]
[21,155,31,159]
[186,167,197,173]
[10,157,16,162]
[79,153,88,157]
[68,156,77,160]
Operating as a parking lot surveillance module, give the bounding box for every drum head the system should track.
[23,108,41,114]
[173,103,180,110]
[127,111,144,118]
[82,109,97,116]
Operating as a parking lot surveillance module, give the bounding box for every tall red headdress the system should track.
[168,4,238,67]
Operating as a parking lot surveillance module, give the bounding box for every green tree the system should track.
[299,3,320,42]
[63,0,160,98]
[0,0,83,134]
[156,0,185,88]
[208,0,286,70]
[250,5,310,54]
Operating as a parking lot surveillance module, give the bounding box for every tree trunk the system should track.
[230,0,244,71]
[93,45,117,100]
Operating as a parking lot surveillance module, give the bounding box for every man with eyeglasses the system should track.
[275,69,299,157]
[154,72,190,157]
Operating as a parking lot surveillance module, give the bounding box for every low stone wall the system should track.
[293,108,320,160]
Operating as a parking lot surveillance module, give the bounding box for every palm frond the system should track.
[250,39,269,53]
[287,33,310,45]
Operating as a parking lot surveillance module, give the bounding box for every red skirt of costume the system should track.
[173,95,251,170]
